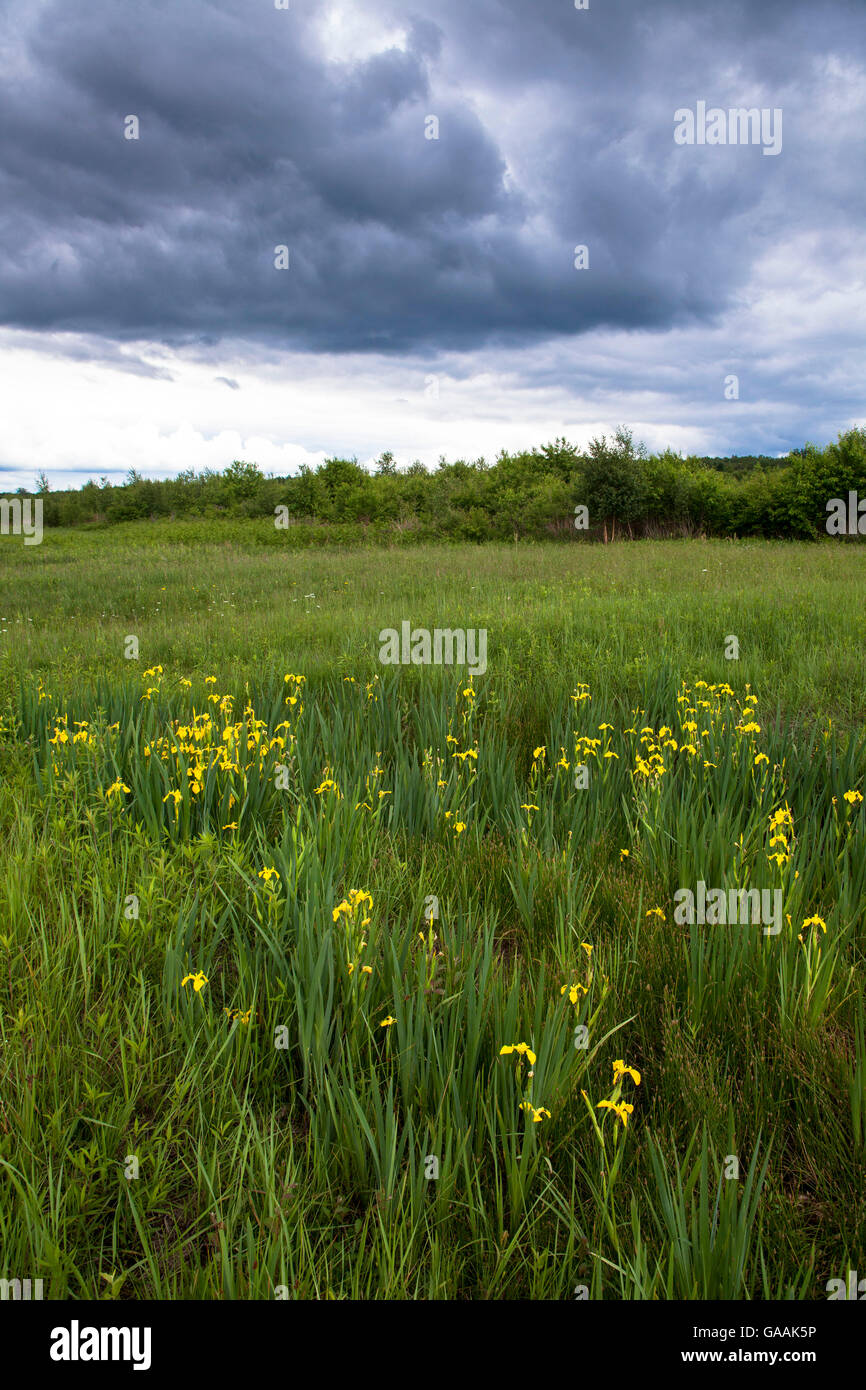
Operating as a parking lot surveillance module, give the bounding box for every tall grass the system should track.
[0,533,863,1298]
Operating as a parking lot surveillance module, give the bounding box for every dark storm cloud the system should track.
[0,328,176,379]
[0,0,862,353]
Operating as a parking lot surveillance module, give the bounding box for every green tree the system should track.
[581,426,648,540]
[222,459,264,503]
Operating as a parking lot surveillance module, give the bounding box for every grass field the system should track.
[1,528,864,1299]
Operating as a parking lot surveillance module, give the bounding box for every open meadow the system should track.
[1,529,864,1299]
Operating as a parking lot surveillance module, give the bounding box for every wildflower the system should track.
[105,779,131,800]
[561,982,588,1005]
[225,1006,252,1025]
[519,1102,552,1123]
[843,790,863,805]
[181,971,208,993]
[613,1059,641,1086]
[620,848,629,862]
[646,907,665,921]
[380,1016,396,1028]
[499,1042,537,1066]
[802,914,827,934]
[258,867,280,884]
[597,1099,634,1127]
[314,778,341,796]
[754,753,769,767]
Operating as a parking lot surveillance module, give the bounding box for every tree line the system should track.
[17,426,866,541]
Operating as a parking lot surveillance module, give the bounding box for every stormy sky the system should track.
[1,0,864,488]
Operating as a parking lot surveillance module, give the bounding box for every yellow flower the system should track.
[258,867,280,884]
[620,848,629,862]
[597,1099,634,1127]
[105,779,131,800]
[802,914,827,933]
[519,1102,552,1123]
[646,907,665,921]
[499,1042,537,1066]
[613,1059,641,1086]
[314,778,341,796]
[754,752,769,767]
[843,789,863,805]
[380,1016,396,1028]
[181,970,208,993]
[560,982,588,1005]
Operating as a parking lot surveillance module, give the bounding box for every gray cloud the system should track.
[0,0,862,358]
